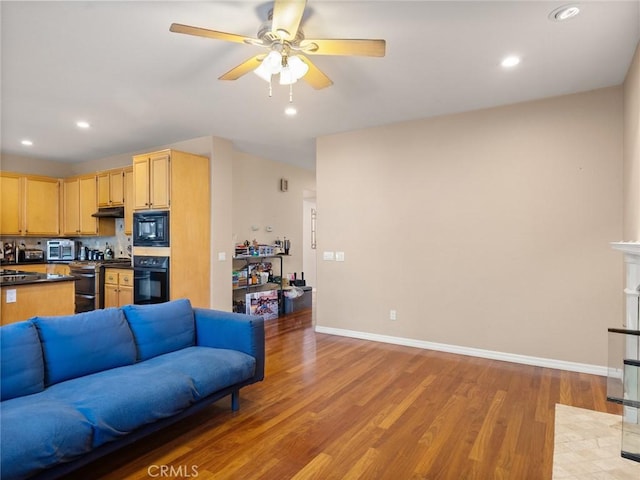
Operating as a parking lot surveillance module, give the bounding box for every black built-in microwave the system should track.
[133,211,169,247]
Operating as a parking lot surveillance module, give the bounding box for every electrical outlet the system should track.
[6,289,17,303]
[335,251,345,262]
[389,309,397,321]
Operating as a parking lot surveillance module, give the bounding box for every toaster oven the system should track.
[47,239,80,261]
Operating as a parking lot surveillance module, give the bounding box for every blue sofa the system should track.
[0,299,265,480]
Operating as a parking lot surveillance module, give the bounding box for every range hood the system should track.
[92,206,124,218]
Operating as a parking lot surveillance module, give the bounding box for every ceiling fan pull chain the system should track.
[289,83,293,103]
[269,77,273,97]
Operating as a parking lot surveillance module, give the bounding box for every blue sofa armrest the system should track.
[193,308,265,382]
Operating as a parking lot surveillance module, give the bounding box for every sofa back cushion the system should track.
[122,299,195,361]
[0,321,45,401]
[33,308,136,386]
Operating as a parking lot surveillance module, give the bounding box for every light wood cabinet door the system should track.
[110,170,125,206]
[23,177,59,236]
[97,170,125,207]
[104,284,119,308]
[124,167,134,234]
[132,152,170,210]
[63,175,97,235]
[150,153,170,209]
[97,173,110,207]
[104,268,133,307]
[133,157,150,209]
[78,176,97,235]
[1,173,22,235]
[118,286,133,306]
[62,178,80,235]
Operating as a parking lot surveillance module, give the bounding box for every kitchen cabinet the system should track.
[0,173,21,234]
[132,149,210,308]
[0,172,60,236]
[124,167,134,235]
[104,268,133,308]
[63,175,115,237]
[133,152,170,210]
[1,280,75,325]
[97,169,125,206]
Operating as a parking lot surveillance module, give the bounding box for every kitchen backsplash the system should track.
[1,219,132,260]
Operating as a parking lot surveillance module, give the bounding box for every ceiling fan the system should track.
[169,0,386,90]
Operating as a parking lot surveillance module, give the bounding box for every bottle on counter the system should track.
[104,243,114,260]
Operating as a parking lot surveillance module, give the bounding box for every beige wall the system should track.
[316,87,624,367]
[624,41,640,241]
[0,153,74,177]
[232,151,315,279]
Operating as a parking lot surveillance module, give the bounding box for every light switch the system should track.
[336,251,345,262]
[323,251,335,261]
[218,252,226,261]
[6,289,16,303]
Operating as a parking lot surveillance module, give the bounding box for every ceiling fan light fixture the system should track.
[253,62,273,82]
[288,55,309,79]
[264,50,283,74]
[279,65,297,85]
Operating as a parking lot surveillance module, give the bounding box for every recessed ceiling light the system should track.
[21,139,33,146]
[501,56,521,68]
[549,4,581,22]
[76,121,91,129]
[285,106,297,116]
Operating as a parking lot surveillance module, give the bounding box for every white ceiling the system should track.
[2,1,639,171]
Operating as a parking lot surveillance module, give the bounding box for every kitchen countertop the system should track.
[0,269,76,287]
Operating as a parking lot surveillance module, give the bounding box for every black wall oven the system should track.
[133,256,169,305]
[133,211,169,247]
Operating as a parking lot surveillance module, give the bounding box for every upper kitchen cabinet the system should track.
[0,172,60,236]
[63,175,115,236]
[0,173,21,234]
[133,151,170,210]
[97,169,125,207]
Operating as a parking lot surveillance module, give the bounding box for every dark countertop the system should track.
[0,269,76,287]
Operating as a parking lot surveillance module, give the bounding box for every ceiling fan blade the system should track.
[170,23,253,44]
[271,0,306,41]
[219,55,265,81]
[298,55,333,89]
[300,38,386,57]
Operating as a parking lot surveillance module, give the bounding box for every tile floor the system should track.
[553,404,640,479]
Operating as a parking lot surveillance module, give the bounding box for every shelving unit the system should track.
[232,255,285,316]
[607,328,640,463]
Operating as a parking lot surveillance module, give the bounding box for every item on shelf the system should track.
[246,290,279,320]
[283,237,290,255]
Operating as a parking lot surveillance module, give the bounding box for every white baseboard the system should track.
[314,325,608,376]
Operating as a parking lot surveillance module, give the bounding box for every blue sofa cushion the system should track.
[42,362,197,447]
[143,346,257,399]
[0,396,93,480]
[33,308,136,386]
[122,299,195,361]
[0,321,44,401]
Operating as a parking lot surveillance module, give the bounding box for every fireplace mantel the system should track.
[611,242,640,330]
[611,242,640,257]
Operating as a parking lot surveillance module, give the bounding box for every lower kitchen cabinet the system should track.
[104,268,133,308]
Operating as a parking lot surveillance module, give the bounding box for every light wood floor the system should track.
[68,309,621,480]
